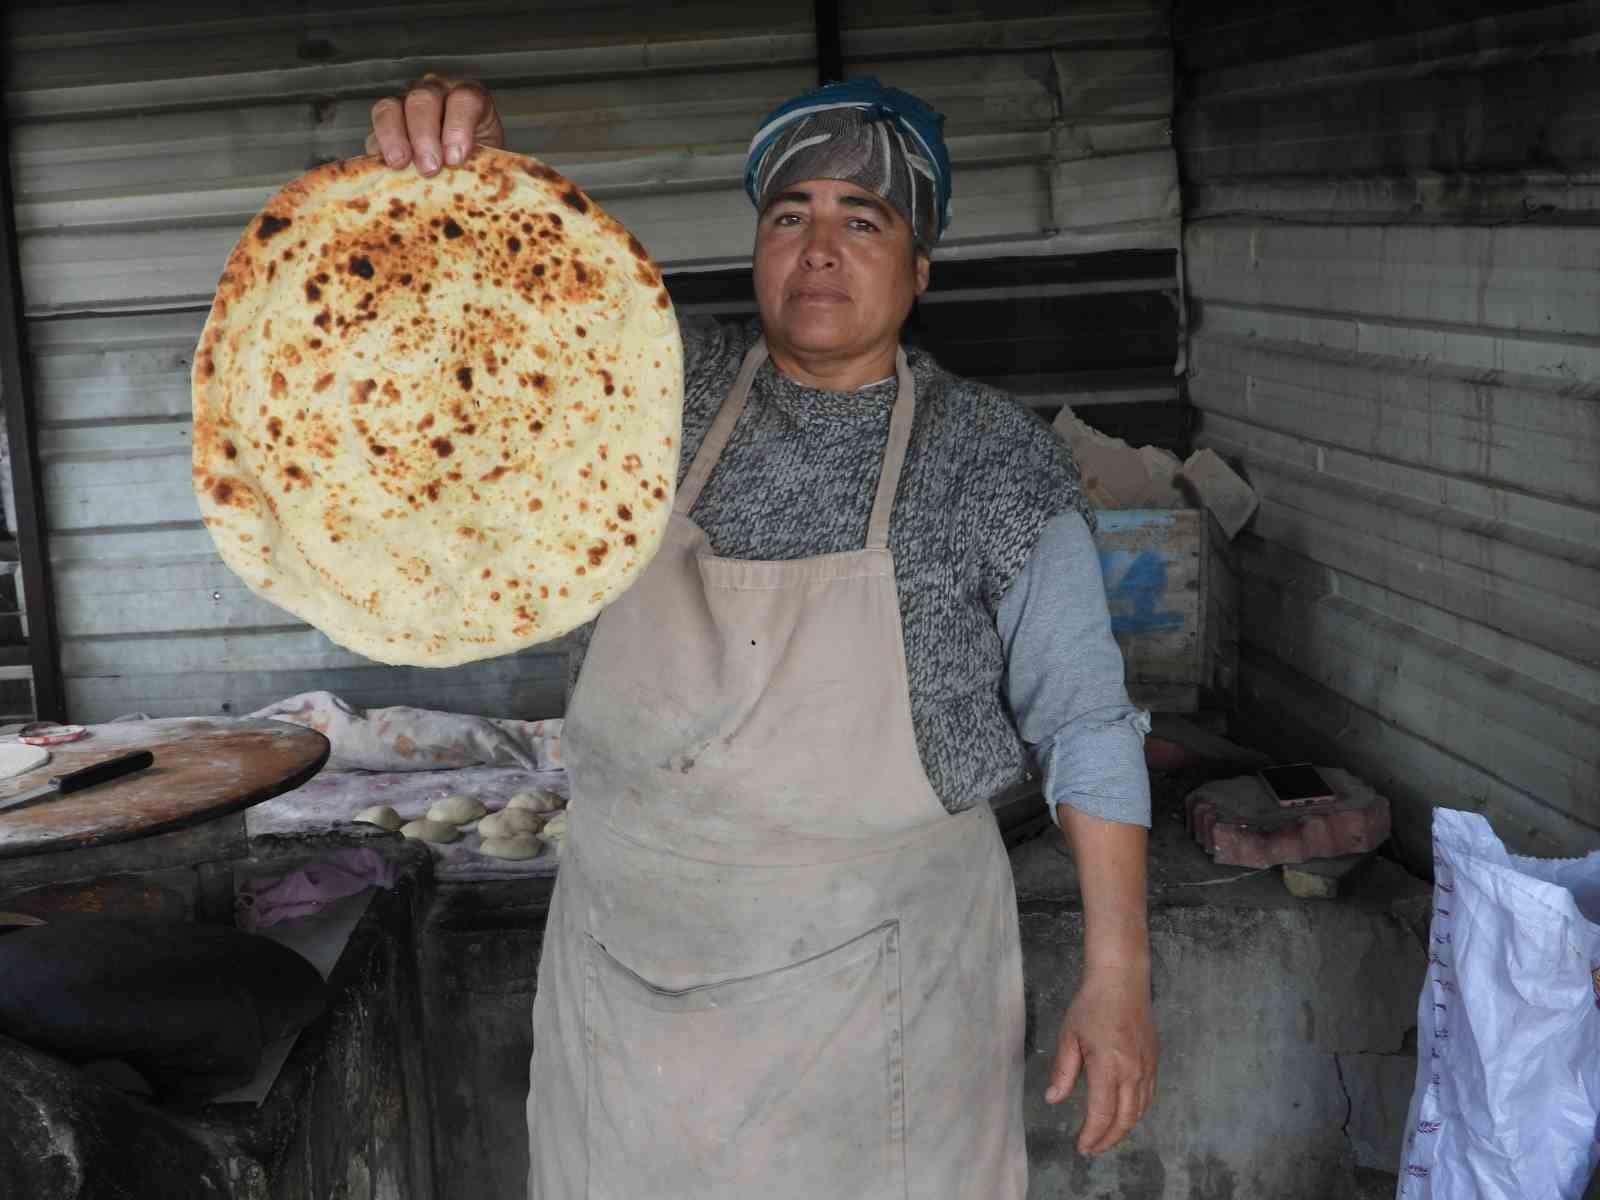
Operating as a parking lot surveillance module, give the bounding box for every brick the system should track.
[1184,769,1391,868]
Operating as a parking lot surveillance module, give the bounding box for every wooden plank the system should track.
[11,77,790,205]
[12,53,1057,215]
[1091,508,1234,710]
[1238,568,1599,809]
[63,658,567,725]
[1188,172,1600,224]
[1096,509,1200,690]
[0,85,61,724]
[53,555,318,638]
[6,9,815,111]
[47,523,232,566]
[1175,1,1600,864]
[7,2,1159,112]
[1189,333,1600,509]
[1051,148,1178,236]
[1185,221,1600,341]
[1197,415,1600,576]
[1230,486,1600,669]
[59,621,571,676]
[1325,562,1600,706]
[1176,1,1586,80]
[44,458,198,531]
[1053,47,1173,118]
[1191,293,1600,385]
[18,159,1060,313]
[1203,508,1238,701]
[1182,38,1600,182]
[28,309,205,425]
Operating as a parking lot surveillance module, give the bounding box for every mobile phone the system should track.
[1259,763,1337,808]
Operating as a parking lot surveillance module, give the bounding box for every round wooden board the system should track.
[0,718,329,861]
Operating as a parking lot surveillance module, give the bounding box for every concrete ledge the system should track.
[1012,786,1429,1199]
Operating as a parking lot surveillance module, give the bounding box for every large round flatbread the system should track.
[192,148,682,667]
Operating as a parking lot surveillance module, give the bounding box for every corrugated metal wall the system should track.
[1176,1,1600,860]
[3,0,1178,725]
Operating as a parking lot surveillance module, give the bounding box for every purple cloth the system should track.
[236,848,399,931]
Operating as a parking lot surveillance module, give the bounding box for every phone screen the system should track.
[1260,763,1335,804]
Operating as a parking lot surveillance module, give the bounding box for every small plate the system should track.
[18,724,88,746]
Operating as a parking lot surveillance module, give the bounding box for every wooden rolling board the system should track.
[0,718,329,862]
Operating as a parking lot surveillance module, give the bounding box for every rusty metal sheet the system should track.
[0,717,328,861]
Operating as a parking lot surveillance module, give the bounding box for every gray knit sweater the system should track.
[618,316,1098,813]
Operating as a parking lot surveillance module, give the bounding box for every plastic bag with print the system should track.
[1398,808,1600,1199]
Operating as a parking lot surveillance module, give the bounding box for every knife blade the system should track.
[0,750,156,816]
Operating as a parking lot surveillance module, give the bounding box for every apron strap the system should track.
[864,348,916,552]
[674,339,916,554]
[674,339,768,516]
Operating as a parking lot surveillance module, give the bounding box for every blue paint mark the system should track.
[1096,509,1177,534]
[1098,548,1186,636]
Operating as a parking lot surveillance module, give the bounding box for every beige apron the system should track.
[528,340,1027,1200]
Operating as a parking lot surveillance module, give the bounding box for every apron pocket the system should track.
[581,920,907,1200]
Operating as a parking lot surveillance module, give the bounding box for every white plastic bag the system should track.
[1399,808,1600,1199]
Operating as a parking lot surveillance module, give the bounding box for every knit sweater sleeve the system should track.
[956,385,1095,617]
[676,316,753,474]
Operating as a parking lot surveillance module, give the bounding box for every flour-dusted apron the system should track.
[528,340,1027,1200]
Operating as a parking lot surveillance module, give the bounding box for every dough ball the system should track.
[427,794,488,825]
[506,789,564,814]
[352,805,403,831]
[480,832,543,861]
[540,812,568,841]
[400,818,461,844]
[478,808,543,839]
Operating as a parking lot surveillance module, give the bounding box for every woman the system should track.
[367,74,1158,1199]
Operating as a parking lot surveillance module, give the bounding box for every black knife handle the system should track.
[55,750,154,794]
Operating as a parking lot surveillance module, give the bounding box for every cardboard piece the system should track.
[1052,408,1258,539]
[1177,448,1258,539]
[1054,410,1186,508]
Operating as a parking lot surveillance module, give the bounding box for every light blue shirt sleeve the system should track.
[998,510,1152,827]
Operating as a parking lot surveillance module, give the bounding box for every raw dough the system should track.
[0,743,50,780]
[400,819,461,844]
[479,832,543,861]
[352,805,403,831]
[507,789,564,814]
[478,808,543,839]
[427,794,487,825]
[540,812,568,845]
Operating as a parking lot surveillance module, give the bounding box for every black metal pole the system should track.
[0,56,66,722]
[815,0,843,84]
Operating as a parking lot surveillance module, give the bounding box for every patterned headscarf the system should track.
[744,78,953,250]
